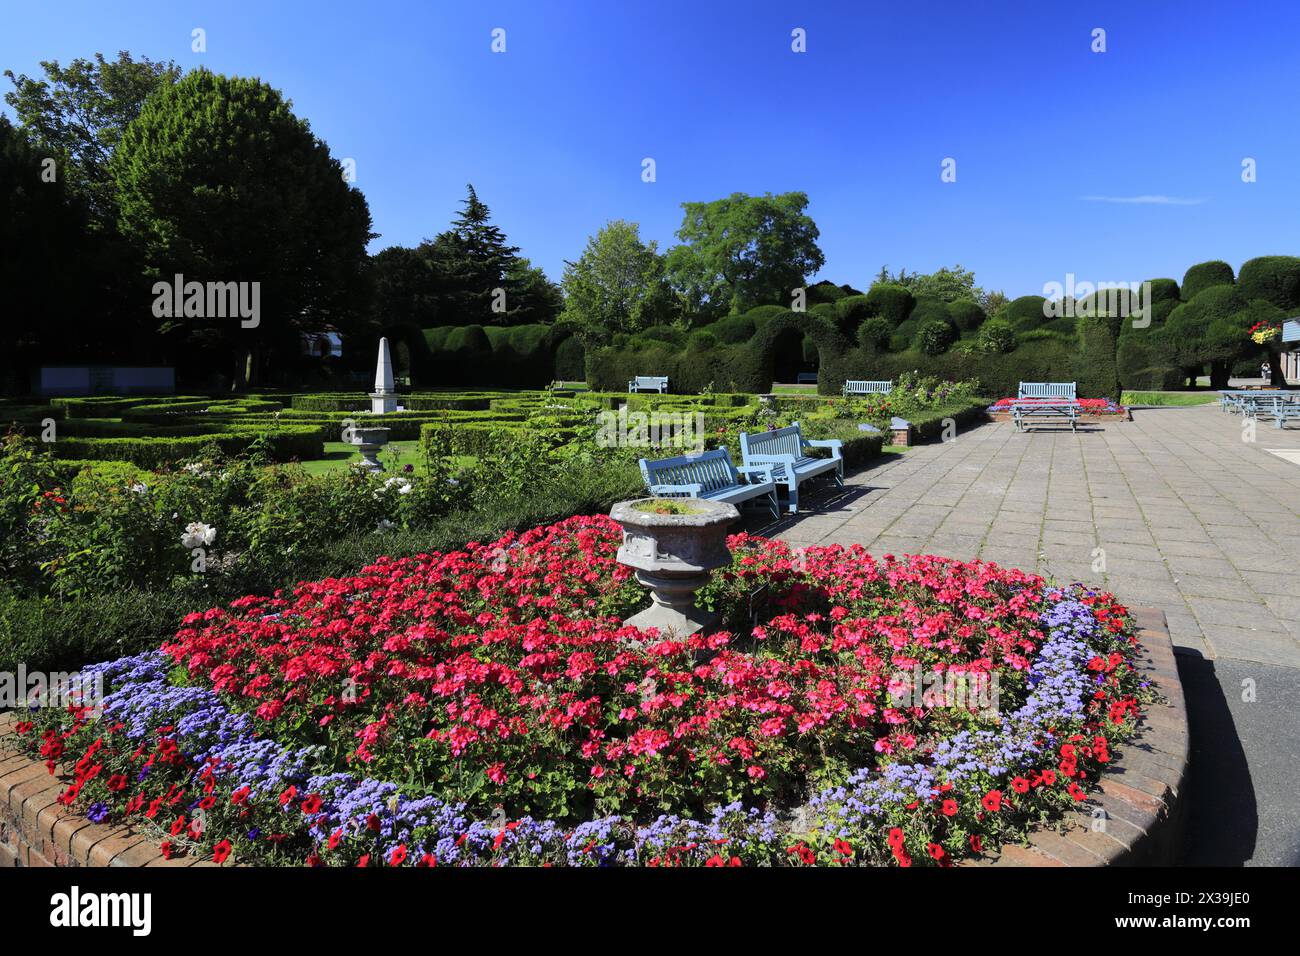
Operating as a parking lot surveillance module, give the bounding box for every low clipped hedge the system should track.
[49,395,208,419]
[53,424,325,468]
[289,393,496,412]
[121,398,284,419]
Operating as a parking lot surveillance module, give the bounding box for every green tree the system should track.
[434,184,523,324]
[0,117,99,388]
[876,263,985,304]
[665,191,824,318]
[559,219,670,344]
[506,257,564,326]
[111,68,373,388]
[5,51,179,219]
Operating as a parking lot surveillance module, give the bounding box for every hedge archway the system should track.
[748,310,850,392]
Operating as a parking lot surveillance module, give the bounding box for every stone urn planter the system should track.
[610,497,740,637]
[350,426,390,471]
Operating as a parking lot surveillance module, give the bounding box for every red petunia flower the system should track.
[213,840,232,865]
[981,790,1002,812]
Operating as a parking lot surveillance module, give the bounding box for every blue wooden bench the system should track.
[1018,381,1077,400]
[739,421,843,513]
[842,379,893,397]
[1011,399,1080,432]
[628,375,669,394]
[640,448,781,518]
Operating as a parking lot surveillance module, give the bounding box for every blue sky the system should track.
[4,0,1298,299]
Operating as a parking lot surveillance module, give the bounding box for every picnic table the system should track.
[1010,398,1080,433]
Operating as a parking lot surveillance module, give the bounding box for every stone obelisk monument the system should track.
[371,337,397,413]
[349,338,394,471]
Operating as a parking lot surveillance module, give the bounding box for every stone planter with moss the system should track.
[609,497,740,637]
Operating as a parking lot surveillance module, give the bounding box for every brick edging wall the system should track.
[1,606,1189,868]
[964,606,1190,867]
[0,712,210,868]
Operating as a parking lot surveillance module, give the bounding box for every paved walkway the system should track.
[772,404,1300,667]
[767,403,1300,865]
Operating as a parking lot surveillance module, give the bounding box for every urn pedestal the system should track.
[610,498,740,638]
[351,426,390,471]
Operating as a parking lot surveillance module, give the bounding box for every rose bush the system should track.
[18,515,1148,866]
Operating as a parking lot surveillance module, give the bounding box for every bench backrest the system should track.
[1019,381,1076,399]
[741,422,806,460]
[844,380,892,394]
[633,376,668,388]
[640,447,739,493]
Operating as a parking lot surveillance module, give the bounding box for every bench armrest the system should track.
[736,464,775,483]
[806,438,843,457]
[648,482,703,497]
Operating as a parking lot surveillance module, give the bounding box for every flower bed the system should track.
[987,397,1127,416]
[15,515,1147,867]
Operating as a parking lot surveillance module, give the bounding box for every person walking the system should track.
[1260,360,1272,385]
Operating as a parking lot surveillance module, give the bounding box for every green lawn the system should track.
[295,441,475,475]
[770,384,819,395]
[1120,390,1218,407]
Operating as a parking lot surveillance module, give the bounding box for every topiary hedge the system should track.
[863,283,916,326]
[1180,260,1235,301]
[1236,255,1300,311]
[1072,317,1122,399]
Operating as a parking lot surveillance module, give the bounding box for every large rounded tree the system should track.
[111,68,373,387]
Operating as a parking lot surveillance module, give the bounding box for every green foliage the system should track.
[857,316,892,351]
[1146,278,1181,305]
[1160,284,1252,384]
[909,297,955,330]
[742,304,789,327]
[664,191,824,318]
[873,264,984,304]
[863,283,916,326]
[1072,317,1121,399]
[559,219,669,343]
[553,334,586,380]
[976,319,1017,354]
[1180,260,1235,301]
[915,319,956,356]
[4,51,180,216]
[1236,255,1300,311]
[946,299,986,332]
[688,329,720,352]
[888,320,919,352]
[111,68,372,388]
[706,313,758,344]
[1000,295,1050,329]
